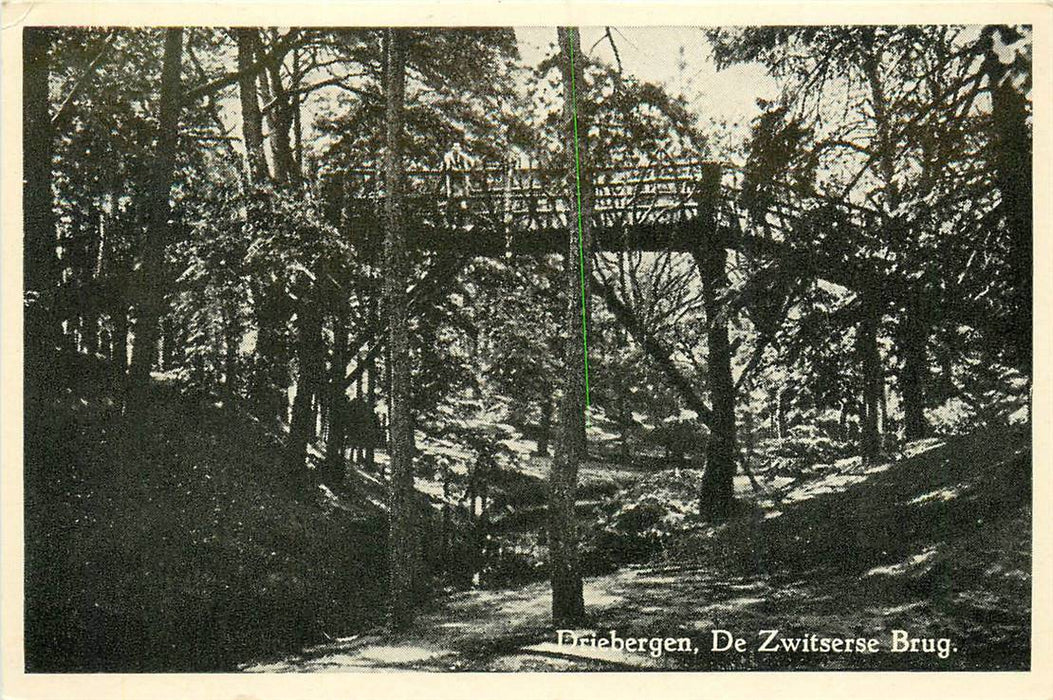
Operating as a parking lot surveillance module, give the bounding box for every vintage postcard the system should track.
[1,2,1050,699]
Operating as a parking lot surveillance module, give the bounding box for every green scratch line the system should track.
[568,34,592,414]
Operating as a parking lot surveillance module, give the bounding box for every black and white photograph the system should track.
[5,5,1047,690]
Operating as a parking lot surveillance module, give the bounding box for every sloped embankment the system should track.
[242,428,1031,671]
[641,428,1033,670]
[24,376,389,672]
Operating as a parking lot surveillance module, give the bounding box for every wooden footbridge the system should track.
[318,159,880,257]
[324,156,1003,392]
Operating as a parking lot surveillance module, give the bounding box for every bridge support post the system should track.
[693,163,738,522]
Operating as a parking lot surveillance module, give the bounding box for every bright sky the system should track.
[259,27,783,167]
[514,27,779,149]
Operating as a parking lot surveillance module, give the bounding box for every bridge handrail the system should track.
[322,159,884,241]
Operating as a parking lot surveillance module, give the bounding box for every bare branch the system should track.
[604,27,623,73]
[52,31,117,127]
[181,29,300,105]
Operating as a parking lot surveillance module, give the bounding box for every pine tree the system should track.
[383,27,416,632]
[23,28,59,395]
[548,25,588,626]
[128,29,184,411]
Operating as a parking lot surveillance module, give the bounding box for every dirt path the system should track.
[242,432,1031,672]
[241,563,771,672]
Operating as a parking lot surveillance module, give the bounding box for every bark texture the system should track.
[693,164,737,521]
[128,29,184,410]
[23,29,59,393]
[383,28,416,632]
[548,26,589,626]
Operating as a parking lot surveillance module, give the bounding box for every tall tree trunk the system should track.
[255,50,281,183]
[983,28,1031,373]
[83,210,104,357]
[286,301,323,481]
[324,312,350,488]
[548,26,588,626]
[383,343,393,480]
[23,28,59,396]
[859,290,882,464]
[383,28,416,632]
[112,298,130,401]
[692,164,737,522]
[222,303,239,411]
[777,388,790,439]
[536,396,553,456]
[160,316,174,370]
[263,33,298,186]
[236,29,268,184]
[128,29,183,410]
[900,301,928,440]
[619,394,631,465]
[861,39,892,460]
[292,47,304,176]
[68,205,90,353]
[364,323,377,471]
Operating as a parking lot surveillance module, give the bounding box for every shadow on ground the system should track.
[244,429,1031,672]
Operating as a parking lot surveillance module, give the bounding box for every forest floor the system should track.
[24,360,390,672]
[24,354,1030,672]
[244,428,1032,672]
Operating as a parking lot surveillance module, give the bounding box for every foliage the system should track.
[23,24,1034,670]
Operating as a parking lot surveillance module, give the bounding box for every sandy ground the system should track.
[243,433,1031,672]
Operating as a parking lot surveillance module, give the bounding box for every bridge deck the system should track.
[315,159,994,345]
[318,160,876,255]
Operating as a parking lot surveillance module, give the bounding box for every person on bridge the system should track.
[441,141,475,229]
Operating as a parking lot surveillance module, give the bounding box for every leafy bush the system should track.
[587,469,708,563]
[760,424,850,476]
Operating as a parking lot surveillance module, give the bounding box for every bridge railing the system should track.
[322,159,722,233]
[318,160,879,252]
